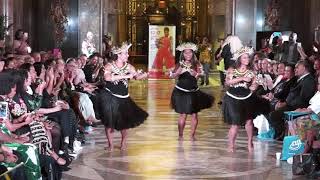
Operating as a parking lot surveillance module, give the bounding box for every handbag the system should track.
[281,136,305,160]
[292,153,317,175]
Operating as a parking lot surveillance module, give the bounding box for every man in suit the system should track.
[281,32,307,64]
[269,60,316,140]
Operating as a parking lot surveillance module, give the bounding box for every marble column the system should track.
[234,0,257,47]
[208,0,226,47]
[310,0,320,42]
[225,0,233,35]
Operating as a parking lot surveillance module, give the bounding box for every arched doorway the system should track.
[127,0,200,56]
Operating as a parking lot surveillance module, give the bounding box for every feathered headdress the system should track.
[176,42,198,52]
[233,46,254,60]
[111,42,132,54]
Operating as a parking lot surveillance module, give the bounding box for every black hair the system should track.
[0,72,16,95]
[14,29,24,40]
[4,57,15,68]
[20,63,33,72]
[164,27,169,32]
[11,69,28,95]
[235,53,253,69]
[33,62,44,76]
[178,47,200,71]
[296,60,312,72]
[109,53,118,62]
[285,63,295,72]
[44,58,55,69]
[253,52,266,61]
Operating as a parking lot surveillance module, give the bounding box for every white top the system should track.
[309,91,320,114]
[73,69,86,85]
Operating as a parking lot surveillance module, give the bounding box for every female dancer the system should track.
[170,42,214,140]
[96,42,148,151]
[223,46,269,153]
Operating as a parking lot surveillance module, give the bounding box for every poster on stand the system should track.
[148,25,176,79]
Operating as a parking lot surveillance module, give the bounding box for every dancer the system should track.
[152,27,175,73]
[170,42,214,140]
[223,46,269,153]
[96,42,148,151]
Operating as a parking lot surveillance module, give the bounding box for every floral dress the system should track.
[5,96,52,156]
[0,98,41,180]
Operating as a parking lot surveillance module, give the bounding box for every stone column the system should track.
[0,0,13,49]
[225,0,233,35]
[197,0,208,37]
[117,0,127,44]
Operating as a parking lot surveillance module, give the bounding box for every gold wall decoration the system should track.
[50,0,69,46]
[265,0,280,30]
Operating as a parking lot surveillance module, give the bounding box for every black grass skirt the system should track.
[171,88,214,114]
[222,93,270,126]
[96,90,148,131]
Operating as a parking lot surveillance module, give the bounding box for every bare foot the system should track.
[178,135,183,141]
[120,144,127,151]
[104,146,114,152]
[248,143,254,153]
[227,146,235,153]
[190,135,196,141]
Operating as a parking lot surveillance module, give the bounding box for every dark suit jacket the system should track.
[221,44,234,70]
[274,77,297,102]
[286,74,316,109]
[282,41,299,64]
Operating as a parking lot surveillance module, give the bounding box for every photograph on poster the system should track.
[148,25,176,79]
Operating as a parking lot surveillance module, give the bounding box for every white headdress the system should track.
[233,46,254,60]
[222,35,243,55]
[111,42,132,54]
[176,42,198,52]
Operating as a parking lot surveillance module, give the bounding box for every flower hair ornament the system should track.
[176,42,198,52]
[111,42,132,54]
[233,46,254,60]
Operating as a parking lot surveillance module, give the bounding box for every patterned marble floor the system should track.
[62,79,302,180]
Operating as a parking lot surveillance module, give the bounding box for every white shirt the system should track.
[309,91,320,114]
[26,86,33,95]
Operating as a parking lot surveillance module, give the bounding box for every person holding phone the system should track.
[0,72,42,179]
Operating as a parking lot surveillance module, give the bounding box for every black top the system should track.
[105,81,128,96]
[105,63,130,96]
[83,64,96,83]
[226,69,254,99]
[221,44,234,69]
[273,77,297,102]
[176,72,198,91]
